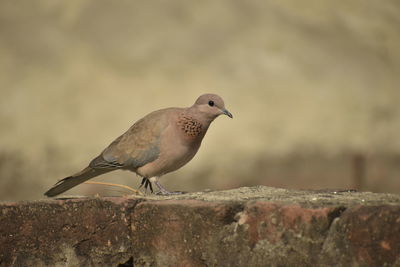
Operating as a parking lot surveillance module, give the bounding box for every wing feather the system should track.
[90,109,172,171]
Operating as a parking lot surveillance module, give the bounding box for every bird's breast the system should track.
[176,115,203,138]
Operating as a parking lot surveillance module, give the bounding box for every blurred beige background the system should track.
[1,0,399,200]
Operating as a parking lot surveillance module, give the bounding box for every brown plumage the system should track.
[44,94,232,197]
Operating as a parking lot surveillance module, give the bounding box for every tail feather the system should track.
[44,167,111,197]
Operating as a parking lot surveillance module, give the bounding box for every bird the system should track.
[44,93,232,197]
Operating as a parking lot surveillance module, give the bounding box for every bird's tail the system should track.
[44,167,111,197]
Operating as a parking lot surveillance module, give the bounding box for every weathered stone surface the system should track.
[131,200,243,266]
[1,186,399,266]
[0,197,137,266]
[320,205,400,267]
[131,200,343,266]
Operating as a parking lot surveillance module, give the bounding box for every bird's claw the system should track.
[139,178,186,195]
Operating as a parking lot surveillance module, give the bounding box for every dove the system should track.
[44,94,232,196]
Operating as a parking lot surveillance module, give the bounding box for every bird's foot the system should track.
[154,180,186,195]
[139,178,186,195]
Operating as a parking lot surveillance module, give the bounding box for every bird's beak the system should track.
[222,108,233,118]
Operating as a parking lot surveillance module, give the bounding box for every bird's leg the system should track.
[146,179,154,193]
[139,177,153,193]
[154,180,171,195]
[138,178,146,189]
[150,177,185,195]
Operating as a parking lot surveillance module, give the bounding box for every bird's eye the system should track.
[208,100,214,107]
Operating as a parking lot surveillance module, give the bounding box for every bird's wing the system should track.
[89,109,172,170]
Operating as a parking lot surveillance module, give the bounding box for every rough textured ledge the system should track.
[1,186,400,266]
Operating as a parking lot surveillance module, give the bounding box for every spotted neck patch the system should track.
[177,115,202,137]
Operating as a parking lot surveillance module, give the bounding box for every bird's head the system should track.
[192,93,233,121]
